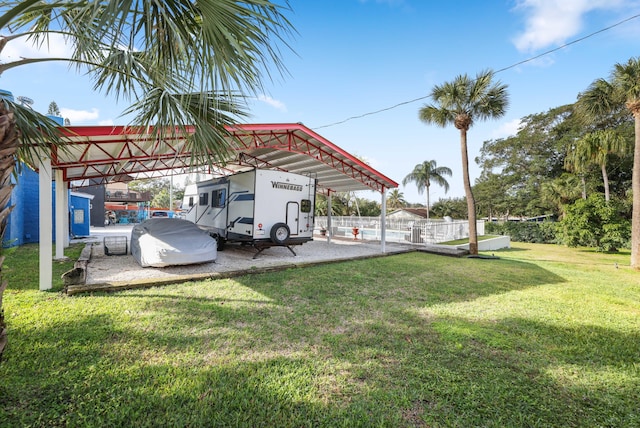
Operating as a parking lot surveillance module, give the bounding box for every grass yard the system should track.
[0,242,639,427]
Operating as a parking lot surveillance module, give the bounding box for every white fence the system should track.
[315,216,484,245]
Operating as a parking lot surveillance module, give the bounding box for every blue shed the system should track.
[69,192,93,237]
[3,165,93,247]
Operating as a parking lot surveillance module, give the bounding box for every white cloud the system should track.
[256,94,287,112]
[60,107,100,124]
[492,118,522,138]
[512,0,625,52]
[0,33,74,62]
[98,119,115,126]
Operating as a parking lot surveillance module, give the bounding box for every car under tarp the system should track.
[130,218,218,268]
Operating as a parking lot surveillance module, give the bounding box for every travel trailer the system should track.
[183,169,316,249]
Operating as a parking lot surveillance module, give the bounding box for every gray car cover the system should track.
[130,218,217,267]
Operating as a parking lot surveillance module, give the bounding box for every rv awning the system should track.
[50,123,398,194]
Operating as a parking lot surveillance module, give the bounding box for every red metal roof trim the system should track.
[226,123,398,193]
[48,123,398,193]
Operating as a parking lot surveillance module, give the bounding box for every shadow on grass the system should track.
[0,308,410,426]
[0,254,640,427]
[388,315,640,427]
[238,252,567,306]
[486,246,529,252]
[10,252,635,426]
[3,282,638,426]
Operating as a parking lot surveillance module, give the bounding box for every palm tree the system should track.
[402,160,451,220]
[540,174,583,218]
[567,130,627,201]
[386,188,407,210]
[419,70,509,254]
[611,57,640,269]
[576,78,627,129]
[0,1,293,359]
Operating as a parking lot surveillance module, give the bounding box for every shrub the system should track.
[485,221,558,244]
[558,194,631,252]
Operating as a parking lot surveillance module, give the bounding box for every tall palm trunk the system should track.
[601,163,610,202]
[631,112,640,269]
[460,129,478,255]
[0,101,18,361]
[425,183,430,221]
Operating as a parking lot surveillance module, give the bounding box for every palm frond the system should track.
[2,0,295,169]
[0,96,67,166]
[121,88,248,167]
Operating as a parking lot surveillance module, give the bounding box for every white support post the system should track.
[381,188,387,253]
[63,183,69,248]
[326,192,332,243]
[55,169,65,259]
[39,155,53,291]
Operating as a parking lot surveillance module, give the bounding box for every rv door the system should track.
[286,202,299,236]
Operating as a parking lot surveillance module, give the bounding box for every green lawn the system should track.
[0,242,638,427]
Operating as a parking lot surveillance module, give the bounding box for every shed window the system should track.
[73,209,85,224]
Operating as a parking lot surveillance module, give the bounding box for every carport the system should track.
[35,122,398,290]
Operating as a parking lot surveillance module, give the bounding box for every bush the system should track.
[558,194,631,252]
[485,221,558,244]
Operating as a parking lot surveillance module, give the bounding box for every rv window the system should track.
[211,189,226,208]
[188,196,194,207]
[301,199,312,213]
[199,192,208,206]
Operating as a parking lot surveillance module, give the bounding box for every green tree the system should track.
[402,160,451,220]
[539,174,583,218]
[386,188,406,210]
[560,194,631,252]
[566,129,628,201]
[129,178,184,209]
[314,193,348,216]
[0,0,293,359]
[477,105,579,218]
[610,57,640,268]
[575,78,628,130]
[473,172,515,220]
[419,70,509,254]
[151,188,171,209]
[47,101,60,116]
[356,197,381,217]
[430,197,468,219]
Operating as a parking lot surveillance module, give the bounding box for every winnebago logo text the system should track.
[271,181,303,191]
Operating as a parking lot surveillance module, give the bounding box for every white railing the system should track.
[315,216,484,245]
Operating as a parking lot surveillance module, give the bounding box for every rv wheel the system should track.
[212,234,225,251]
[216,237,226,251]
[270,223,290,244]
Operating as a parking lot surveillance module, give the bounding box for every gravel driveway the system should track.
[76,226,413,289]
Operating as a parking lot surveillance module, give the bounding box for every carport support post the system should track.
[63,179,69,248]
[381,188,387,253]
[55,169,66,259]
[39,154,53,291]
[326,192,332,243]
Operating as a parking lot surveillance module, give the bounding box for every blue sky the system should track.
[2,0,640,204]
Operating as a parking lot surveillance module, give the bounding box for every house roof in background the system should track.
[389,208,429,218]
